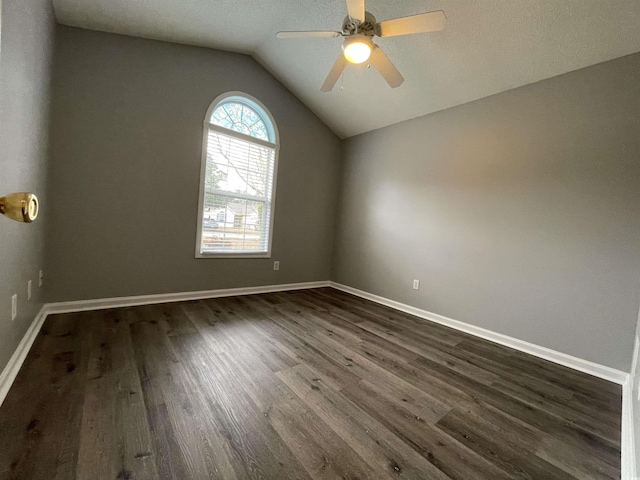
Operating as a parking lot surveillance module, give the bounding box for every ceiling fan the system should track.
[276,0,446,92]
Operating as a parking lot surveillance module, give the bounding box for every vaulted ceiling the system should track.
[52,0,640,138]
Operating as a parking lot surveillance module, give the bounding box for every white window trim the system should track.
[195,92,280,259]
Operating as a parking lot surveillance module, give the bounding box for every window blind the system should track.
[200,128,276,255]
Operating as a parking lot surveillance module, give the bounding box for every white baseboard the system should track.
[622,331,639,480]
[46,281,331,315]
[329,281,628,385]
[0,305,48,407]
[622,374,636,480]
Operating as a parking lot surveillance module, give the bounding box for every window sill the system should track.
[195,252,272,259]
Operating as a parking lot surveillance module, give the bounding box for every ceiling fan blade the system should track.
[378,10,446,37]
[346,0,365,24]
[321,54,348,92]
[369,45,404,88]
[276,30,342,39]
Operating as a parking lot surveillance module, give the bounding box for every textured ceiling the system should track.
[52,0,640,138]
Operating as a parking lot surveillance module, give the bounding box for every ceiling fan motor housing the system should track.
[342,11,378,37]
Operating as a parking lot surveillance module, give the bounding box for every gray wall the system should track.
[0,0,54,372]
[46,27,342,302]
[333,53,640,371]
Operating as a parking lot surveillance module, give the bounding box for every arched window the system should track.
[196,93,279,257]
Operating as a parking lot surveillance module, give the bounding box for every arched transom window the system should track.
[211,101,270,141]
[196,93,279,257]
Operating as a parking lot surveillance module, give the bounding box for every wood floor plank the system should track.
[298,306,426,363]
[244,302,362,391]
[491,378,621,445]
[409,354,621,469]
[0,313,89,480]
[177,300,231,354]
[170,332,313,480]
[571,390,623,420]
[435,408,575,479]
[264,307,454,425]
[0,288,621,479]
[355,320,501,386]
[308,288,470,346]
[266,397,385,479]
[278,302,366,347]
[277,363,452,480]
[213,318,385,480]
[357,317,579,402]
[438,394,620,480]
[536,436,622,480]
[183,296,300,377]
[349,344,450,421]
[128,309,237,479]
[340,379,516,480]
[457,338,622,405]
[76,309,160,480]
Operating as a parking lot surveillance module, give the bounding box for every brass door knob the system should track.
[0,193,39,223]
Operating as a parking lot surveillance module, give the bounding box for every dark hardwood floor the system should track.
[0,288,621,479]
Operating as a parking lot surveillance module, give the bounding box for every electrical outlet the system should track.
[27,280,32,300]
[412,279,420,290]
[273,261,280,271]
[39,270,43,287]
[11,294,17,321]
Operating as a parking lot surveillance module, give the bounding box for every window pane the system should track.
[211,102,269,141]
[201,196,268,253]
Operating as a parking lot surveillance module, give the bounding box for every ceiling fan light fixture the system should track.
[343,35,372,64]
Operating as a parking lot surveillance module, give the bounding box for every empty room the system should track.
[1,0,640,478]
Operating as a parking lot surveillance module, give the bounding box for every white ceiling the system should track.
[52,0,640,138]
